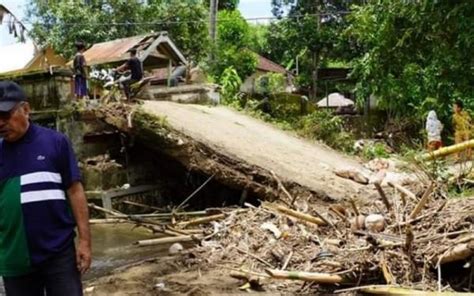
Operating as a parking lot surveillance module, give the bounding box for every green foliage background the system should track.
[25,0,474,136]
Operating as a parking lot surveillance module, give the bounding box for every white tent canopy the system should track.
[317,92,354,108]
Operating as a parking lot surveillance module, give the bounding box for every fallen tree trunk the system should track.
[265,269,343,284]
[419,139,474,161]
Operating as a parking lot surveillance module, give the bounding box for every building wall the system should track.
[240,70,294,94]
[2,71,72,111]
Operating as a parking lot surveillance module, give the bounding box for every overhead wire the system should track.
[1,11,352,26]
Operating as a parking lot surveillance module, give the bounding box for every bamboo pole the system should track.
[349,198,360,216]
[266,204,326,226]
[265,269,343,284]
[136,235,201,247]
[374,183,391,211]
[419,139,474,161]
[88,203,124,217]
[409,183,434,219]
[329,205,349,223]
[89,218,128,224]
[270,170,294,206]
[89,203,207,219]
[176,213,225,228]
[121,200,162,211]
[229,271,268,282]
[387,182,418,202]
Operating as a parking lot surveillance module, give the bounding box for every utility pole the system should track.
[209,0,219,61]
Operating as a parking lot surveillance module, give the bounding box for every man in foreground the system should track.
[0,81,91,296]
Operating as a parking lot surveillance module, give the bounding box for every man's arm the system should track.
[116,61,129,73]
[68,181,91,275]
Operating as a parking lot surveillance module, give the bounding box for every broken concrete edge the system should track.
[93,104,336,203]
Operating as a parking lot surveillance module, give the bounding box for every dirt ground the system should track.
[141,101,367,200]
[84,256,280,296]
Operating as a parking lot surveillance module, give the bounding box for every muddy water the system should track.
[0,223,168,294]
[86,223,169,280]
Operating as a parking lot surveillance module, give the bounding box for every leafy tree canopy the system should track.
[348,0,474,120]
[28,0,210,61]
[205,0,240,11]
[267,0,362,94]
[211,10,257,80]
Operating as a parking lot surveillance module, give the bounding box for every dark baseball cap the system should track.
[0,81,27,112]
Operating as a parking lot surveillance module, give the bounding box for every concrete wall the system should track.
[1,70,73,111]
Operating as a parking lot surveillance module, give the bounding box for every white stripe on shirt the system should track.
[20,190,66,204]
[20,172,62,185]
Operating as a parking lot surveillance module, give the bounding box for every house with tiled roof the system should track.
[240,54,295,94]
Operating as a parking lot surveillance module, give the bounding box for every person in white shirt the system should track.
[426,110,443,151]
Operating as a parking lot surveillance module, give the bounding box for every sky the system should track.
[0,0,273,46]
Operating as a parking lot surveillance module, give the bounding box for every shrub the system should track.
[219,67,242,103]
[297,110,354,152]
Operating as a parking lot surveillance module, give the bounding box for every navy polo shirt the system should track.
[0,123,81,276]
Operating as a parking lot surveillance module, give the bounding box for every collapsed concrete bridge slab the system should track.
[96,101,367,203]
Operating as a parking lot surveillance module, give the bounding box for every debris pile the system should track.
[178,188,473,293]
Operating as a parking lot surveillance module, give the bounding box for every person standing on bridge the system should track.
[0,81,91,296]
[73,41,88,100]
[115,48,143,102]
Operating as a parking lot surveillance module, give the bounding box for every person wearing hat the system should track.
[0,81,91,295]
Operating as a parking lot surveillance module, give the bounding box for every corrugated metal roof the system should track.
[83,35,146,66]
[256,55,289,74]
[77,32,187,67]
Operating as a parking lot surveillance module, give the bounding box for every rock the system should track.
[365,214,385,232]
[168,243,184,255]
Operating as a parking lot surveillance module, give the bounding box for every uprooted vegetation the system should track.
[177,187,473,293]
[87,176,473,294]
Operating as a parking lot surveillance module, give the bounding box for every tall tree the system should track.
[211,10,257,79]
[28,0,210,61]
[268,0,361,98]
[205,0,240,11]
[348,0,474,121]
[144,0,210,62]
[28,0,145,58]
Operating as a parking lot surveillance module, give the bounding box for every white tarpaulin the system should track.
[317,92,354,108]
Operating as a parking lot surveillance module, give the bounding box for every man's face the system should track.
[0,102,30,142]
[454,104,461,113]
